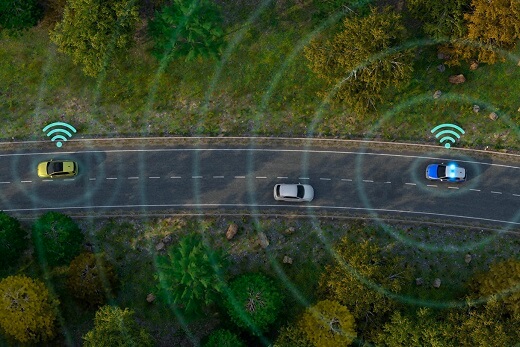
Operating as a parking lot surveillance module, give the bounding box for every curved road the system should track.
[0,144,519,228]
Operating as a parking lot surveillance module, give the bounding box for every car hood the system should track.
[427,164,438,178]
[37,162,48,176]
[447,166,465,179]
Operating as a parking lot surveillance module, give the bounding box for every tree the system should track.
[155,233,228,316]
[300,300,356,347]
[274,324,313,347]
[67,252,118,307]
[407,0,471,40]
[148,0,225,63]
[203,329,246,347]
[0,0,43,34]
[83,305,154,347]
[0,211,27,269]
[224,273,284,335]
[304,7,414,112]
[50,0,139,77]
[0,275,58,344]
[461,0,520,64]
[312,0,372,19]
[32,212,84,266]
[469,259,520,317]
[375,308,456,346]
[448,297,520,347]
[318,237,412,341]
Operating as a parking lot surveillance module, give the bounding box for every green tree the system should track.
[0,0,43,34]
[462,0,520,64]
[155,233,228,316]
[0,275,59,344]
[407,0,470,40]
[67,252,118,307]
[203,329,246,347]
[224,273,284,335]
[312,0,372,19]
[304,7,414,113]
[300,300,356,347]
[32,212,84,267]
[274,324,313,347]
[318,237,412,341]
[148,0,225,62]
[375,308,456,346]
[470,259,520,317]
[448,297,520,347]
[83,305,154,347]
[50,0,139,77]
[0,211,27,269]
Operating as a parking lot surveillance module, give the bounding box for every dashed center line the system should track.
[170,176,181,179]
[64,179,75,181]
[43,180,52,182]
[405,183,416,186]
[427,184,437,187]
[128,177,139,179]
[448,187,459,189]
[320,178,331,181]
[89,178,96,181]
[256,176,267,179]
[235,176,245,179]
[363,180,374,183]
[513,194,520,197]
[149,176,160,179]
[470,189,481,192]
[341,178,353,182]
[106,177,117,180]
[299,177,310,180]
[384,181,391,184]
[21,180,32,183]
[213,176,224,179]
[491,191,502,194]
[277,176,288,179]
[192,176,202,179]
[0,181,10,184]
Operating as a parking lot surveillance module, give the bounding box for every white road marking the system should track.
[106,177,117,180]
[256,176,267,179]
[427,184,437,187]
[21,180,32,183]
[235,176,245,179]
[43,180,52,182]
[470,189,481,192]
[128,177,139,179]
[192,176,202,179]
[448,187,459,189]
[405,183,416,186]
[170,176,181,179]
[0,182,10,184]
[320,178,331,181]
[299,177,310,180]
[491,191,502,194]
[64,179,75,181]
[514,194,520,197]
[89,178,96,181]
[384,181,391,184]
[149,176,160,179]
[363,180,374,183]
[277,176,288,179]
[213,176,224,178]
[341,178,353,182]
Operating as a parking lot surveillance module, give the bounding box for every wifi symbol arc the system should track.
[43,122,77,148]
[431,123,465,149]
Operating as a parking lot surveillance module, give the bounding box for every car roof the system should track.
[279,184,298,198]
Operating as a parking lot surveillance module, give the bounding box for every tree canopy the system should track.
[148,0,225,63]
[224,273,284,335]
[203,329,246,347]
[0,0,43,35]
[83,305,154,347]
[300,299,356,347]
[155,233,228,316]
[0,211,27,269]
[67,252,119,307]
[50,0,139,77]
[32,212,84,266]
[304,7,414,113]
[0,275,59,344]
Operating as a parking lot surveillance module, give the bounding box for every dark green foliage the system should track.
[32,212,84,267]
[0,211,26,268]
[203,329,246,347]
[148,0,225,62]
[274,325,313,347]
[312,0,373,19]
[407,0,470,40]
[83,305,154,347]
[0,0,43,34]
[224,273,284,335]
[155,233,228,316]
[67,253,119,307]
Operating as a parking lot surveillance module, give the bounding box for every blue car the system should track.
[426,163,466,182]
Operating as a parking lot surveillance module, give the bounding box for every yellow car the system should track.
[38,160,78,178]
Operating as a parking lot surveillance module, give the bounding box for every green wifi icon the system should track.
[431,123,465,149]
[43,122,77,148]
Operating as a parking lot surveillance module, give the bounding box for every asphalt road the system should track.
[0,145,519,227]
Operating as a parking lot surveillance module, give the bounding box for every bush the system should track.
[0,211,27,269]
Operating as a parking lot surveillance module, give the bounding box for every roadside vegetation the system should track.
[0,0,518,149]
[1,212,520,345]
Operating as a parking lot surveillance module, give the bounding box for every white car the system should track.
[274,184,314,202]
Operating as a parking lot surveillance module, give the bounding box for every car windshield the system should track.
[297,185,305,198]
[48,162,64,175]
[437,165,447,178]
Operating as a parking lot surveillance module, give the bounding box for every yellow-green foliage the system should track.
[304,7,414,112]
[0,275,59,344]
[50,0,139,77]
[472,259,520,316]
[464,0,520,64]
[67,252,118,306]
[300,299,356,347]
